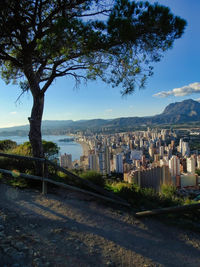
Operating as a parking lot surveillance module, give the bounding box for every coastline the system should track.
[77,141,90,156]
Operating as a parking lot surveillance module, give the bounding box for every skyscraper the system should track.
[89,154,99,172]
[169,155,180,177]
[187,155,196,174]
[60,153,72,169]
[113,153,123,173]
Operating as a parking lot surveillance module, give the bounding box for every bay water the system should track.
[0,135,82,161]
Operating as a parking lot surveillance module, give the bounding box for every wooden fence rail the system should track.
[0,152,130,207]
[135,203,200,217]
[0,168,130,207]
[0,152,45,162]
[2,152,200,216]
[46,159,128,203]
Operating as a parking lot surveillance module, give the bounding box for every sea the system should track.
[0,135,83,161]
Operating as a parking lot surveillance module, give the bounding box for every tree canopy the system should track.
[10,140,59,158]
[0,0,186,158]
[0,139,17,151]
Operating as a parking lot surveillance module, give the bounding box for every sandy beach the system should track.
[77,141,90,156]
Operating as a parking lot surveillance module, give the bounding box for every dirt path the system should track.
[0,182,200,267]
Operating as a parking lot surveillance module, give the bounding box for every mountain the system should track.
[162,99,200,116]
[1,99,200,135]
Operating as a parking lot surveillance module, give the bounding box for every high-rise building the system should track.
[169,155,180,177]
[149,147,154,158]
[197,156,200,169]
[159,146,164,158]
[154,154,160,162]
[178,138,183,154]
[187,155,196,174]
[60,153,72,169]
[180,158,187,173]
[113,153,123,173]
[104,145,110,175]
[97,145,110,175]
[182,142,190,157]
[89,154,99,172]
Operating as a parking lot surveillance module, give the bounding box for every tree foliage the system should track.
[10,140,59,159]
[0,0,186,157]
[0,139,17,151]
[0,0,186,93]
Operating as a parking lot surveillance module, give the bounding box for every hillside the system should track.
[0,183,200,266]
[1,99,200,135]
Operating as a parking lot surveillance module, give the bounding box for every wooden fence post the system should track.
[42,159,47,195]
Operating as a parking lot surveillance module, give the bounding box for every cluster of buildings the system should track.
[59,128,200,192]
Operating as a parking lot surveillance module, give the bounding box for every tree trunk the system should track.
[28,92,44,159]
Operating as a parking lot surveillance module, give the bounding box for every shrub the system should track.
[161,184,177,198]
[0,140,17,151]
[105,181,183,210]
[9,140,59,159]
[80,171,105,187]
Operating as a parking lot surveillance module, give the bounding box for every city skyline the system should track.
[0,0,200,128]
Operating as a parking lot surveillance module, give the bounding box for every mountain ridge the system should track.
[1,99,200,134]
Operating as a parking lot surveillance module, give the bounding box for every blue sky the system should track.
[0,0,200,128]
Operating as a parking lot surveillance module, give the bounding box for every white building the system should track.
[182,142,190,157]
[148,147,154,158]
[187,155,196,174]
[169,155,180,177]
[197,156,200,169]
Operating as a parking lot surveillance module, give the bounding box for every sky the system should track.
[0,0,200,128]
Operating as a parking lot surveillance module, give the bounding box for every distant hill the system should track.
[1,99,200,135]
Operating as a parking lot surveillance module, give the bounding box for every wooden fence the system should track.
[0,152,130,207]
[1,152,200,217]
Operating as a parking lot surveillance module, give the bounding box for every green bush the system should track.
[105,181,182,210]
[0,156,35,174]
[9,140,59,159]
[161,184,177,198]
[80,171,105,187]
[0,140,17,151]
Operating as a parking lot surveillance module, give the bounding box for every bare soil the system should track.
[0,182,200,267]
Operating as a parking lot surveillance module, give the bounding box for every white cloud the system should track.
[10,111,17,115]
[153,82,200,98]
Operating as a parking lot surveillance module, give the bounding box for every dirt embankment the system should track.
[0,182,200,267]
